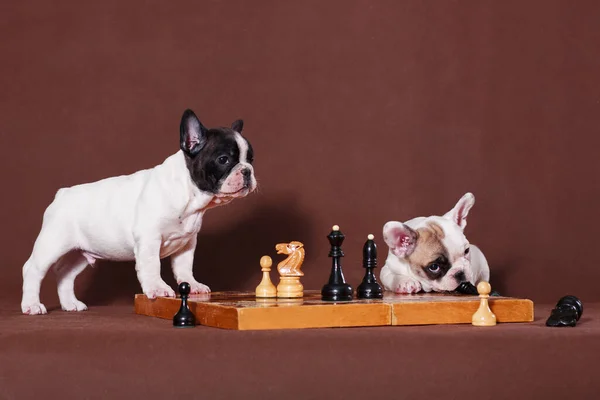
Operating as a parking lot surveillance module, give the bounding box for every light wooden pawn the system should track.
[255,256,277,298]
[472,281,497,326]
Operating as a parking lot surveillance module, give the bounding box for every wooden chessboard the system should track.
[134,290,534,330]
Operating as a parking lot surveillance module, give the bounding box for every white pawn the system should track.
[255,256,277,298]
[472,281,497,326]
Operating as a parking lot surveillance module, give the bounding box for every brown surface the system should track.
[1,302,599,399]
[134,290,533,329]
[2,0,600,398]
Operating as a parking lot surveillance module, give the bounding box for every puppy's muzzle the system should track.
[454,270,466,283]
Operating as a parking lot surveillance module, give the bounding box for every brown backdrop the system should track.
[2,0,600,310]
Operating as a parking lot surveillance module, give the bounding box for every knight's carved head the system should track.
[276,241,304,255]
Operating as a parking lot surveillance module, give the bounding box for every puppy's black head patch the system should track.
[179,109,252,194]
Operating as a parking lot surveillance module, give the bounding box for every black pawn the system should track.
[173,282,195,328]
[321,225,353,301]
[546,295,583,327]
[357,234,383,299]
[455,282,501,297]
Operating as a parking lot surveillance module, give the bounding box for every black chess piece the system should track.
[173,282,196,328]
[321,225,353,301]
[356,234,383,299]
[455,282,501,297]
[546,295,583,327]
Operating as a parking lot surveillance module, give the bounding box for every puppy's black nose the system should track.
[454,271,466,282]
[242,168,251,185]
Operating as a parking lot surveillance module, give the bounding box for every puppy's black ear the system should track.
[180,109,207,156]
[231,119,244,133]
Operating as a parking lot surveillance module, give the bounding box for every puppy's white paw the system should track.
[22,303,48,315]
[187,280,211,294]
[61,299,88,312]
[395,278,422,294]
[143,282,176,299]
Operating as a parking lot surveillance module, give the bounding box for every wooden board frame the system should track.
[134,290,534,330]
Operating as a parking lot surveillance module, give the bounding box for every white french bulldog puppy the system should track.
[380,193,490,294]
[21,109,257,315]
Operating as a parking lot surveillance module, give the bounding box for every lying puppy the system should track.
[21,109,256,315]
[380,193,489,294]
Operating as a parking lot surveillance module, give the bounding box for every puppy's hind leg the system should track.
[22,235,73,315]
[22,203,75,315]
[53,251,90,312]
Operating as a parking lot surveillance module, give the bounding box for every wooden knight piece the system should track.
[275,241,305,298]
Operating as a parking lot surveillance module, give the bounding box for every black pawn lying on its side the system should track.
[321,225,353,301]
[546,295,583,327]
[357,234,383,299]
[173,282,195,328]
[455,282,501,297]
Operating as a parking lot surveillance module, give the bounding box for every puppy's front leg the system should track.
[171,236,210,294]
[381,265,422,294]
[134,237,175,299]
[393,276,422,294]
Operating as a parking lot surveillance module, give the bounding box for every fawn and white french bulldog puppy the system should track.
[21,109,257,315]
[380,193,490,294]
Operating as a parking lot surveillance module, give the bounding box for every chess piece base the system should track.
[321,283,353,302]
[277,276,304,298]
[256,273,277,298]
[173,308,196,328]
[472,296,497,326]
[173,320,195,328]
[356,282,383,299]
[256,289,277,298]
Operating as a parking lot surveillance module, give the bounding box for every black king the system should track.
[321,225,354,301]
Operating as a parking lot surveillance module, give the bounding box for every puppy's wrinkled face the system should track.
[383,193,476,292]
[179,109,257,198]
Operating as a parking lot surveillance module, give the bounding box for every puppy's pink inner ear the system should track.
[456,204,466,224]
[453,202,472,228]
[186,123,201,150]
[389,228,416,258]
[186,135,199,150]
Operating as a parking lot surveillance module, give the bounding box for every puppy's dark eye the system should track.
[217,156,230,165]
[464,248,470,255]
[428,264,440,273]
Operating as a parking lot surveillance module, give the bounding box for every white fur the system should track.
[380,193,490,294]
[21,150,253,315]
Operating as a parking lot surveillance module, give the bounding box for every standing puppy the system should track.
[380,193,490,294]
[21,109,257,315]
